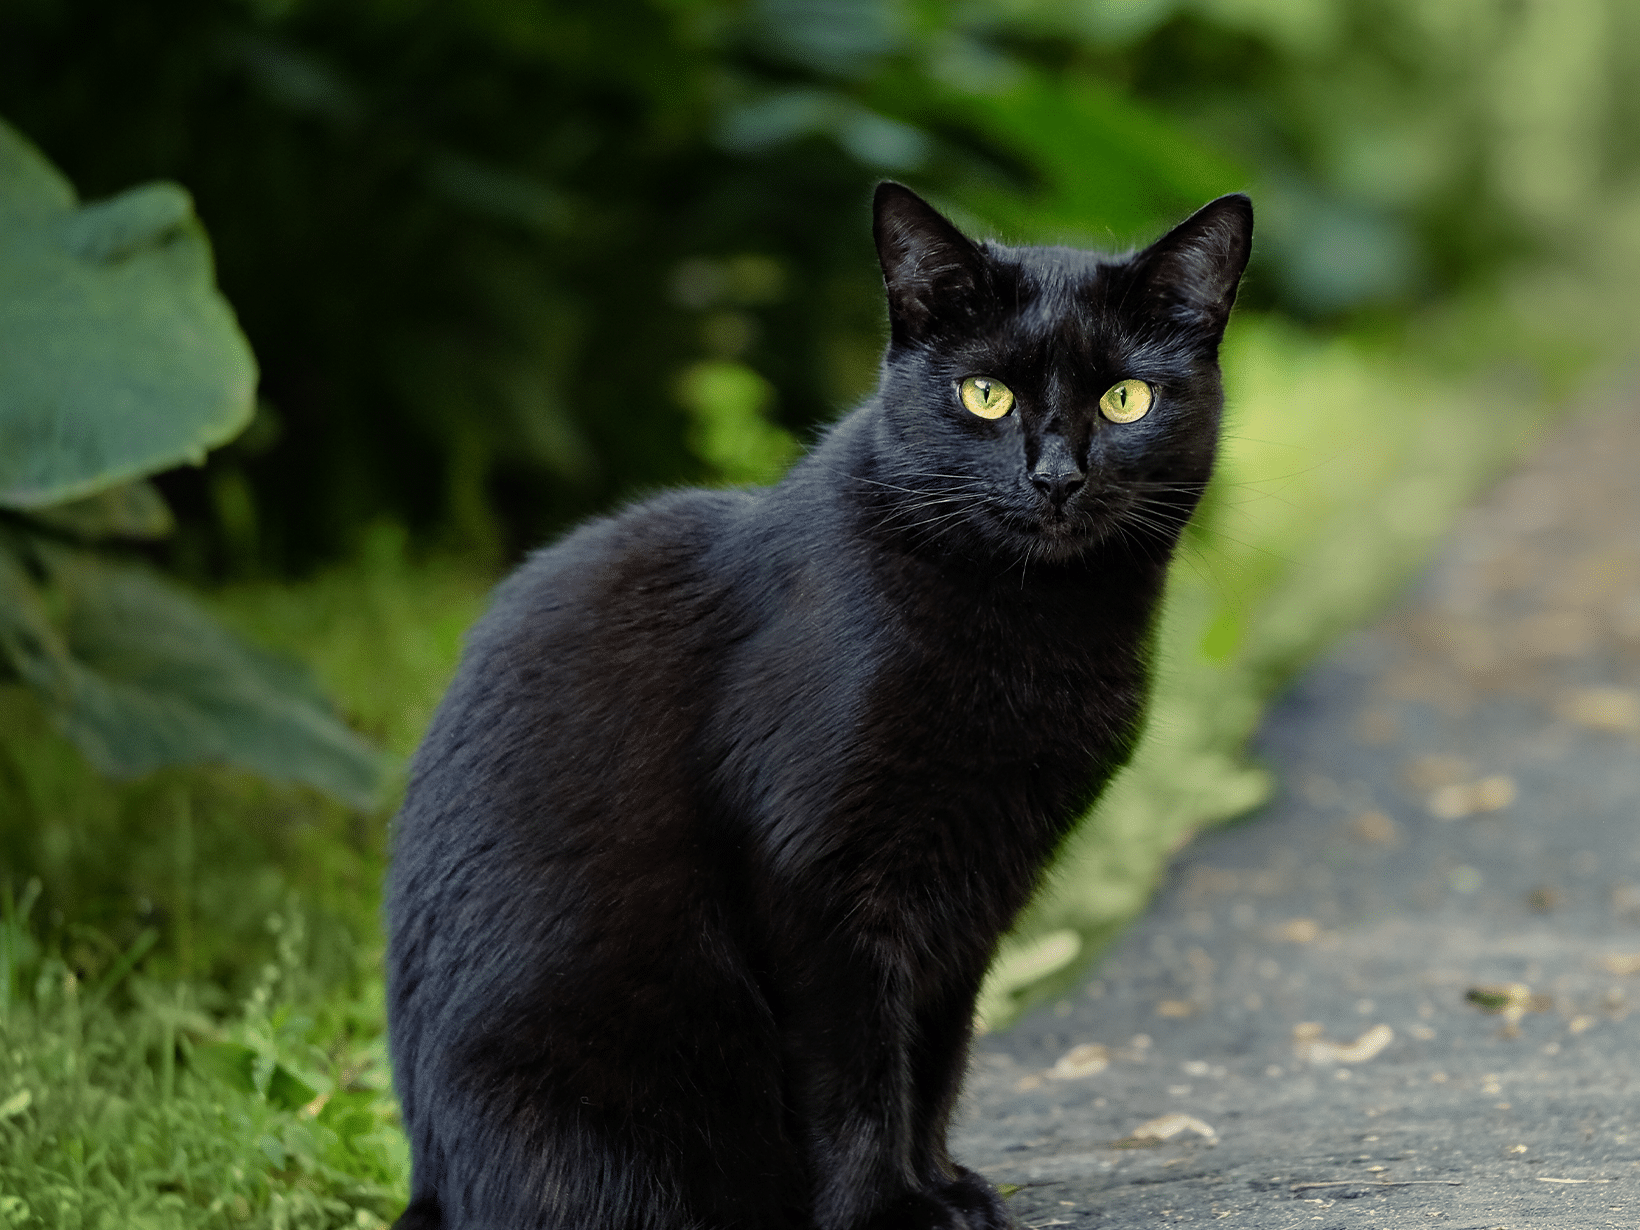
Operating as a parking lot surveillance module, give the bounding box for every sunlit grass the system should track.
[0,886,406,1228]
[0,529,487,1226]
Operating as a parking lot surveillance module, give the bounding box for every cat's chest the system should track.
[874,597,1141,770]
[717,556,1150,899]
[730,549,1150,783]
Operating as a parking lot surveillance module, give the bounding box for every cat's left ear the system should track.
[873,182,990,346]
[1129,194,1253,334]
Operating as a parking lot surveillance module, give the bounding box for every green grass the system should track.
[0,301,1609,1221]
[0,530,487,1226]
[0,884,406,1228]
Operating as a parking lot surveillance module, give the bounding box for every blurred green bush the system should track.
[5,0,1632,576]
[0,120,385,806]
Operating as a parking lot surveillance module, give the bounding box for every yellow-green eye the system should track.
[959,376,1014,420]
[1099,379,1153,423]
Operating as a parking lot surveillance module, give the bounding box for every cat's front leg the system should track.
[904,979,1016,1229]
[805,1110,1012,1230]
[786,953,1013,1230]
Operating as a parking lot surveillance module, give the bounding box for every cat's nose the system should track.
[1030,438,1085,506]
[1030,467,1085,506]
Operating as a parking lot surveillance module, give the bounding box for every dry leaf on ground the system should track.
[1293,1022,1395,1064]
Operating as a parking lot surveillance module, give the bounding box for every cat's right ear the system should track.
[873,183,989,346]
[1126,193,1254,334]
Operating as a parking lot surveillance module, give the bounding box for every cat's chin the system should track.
[994,510,1105,565]
[1024,532,1093,565]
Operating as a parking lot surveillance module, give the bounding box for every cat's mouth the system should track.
[996,501,1102,561]
[1004,489,1167,561]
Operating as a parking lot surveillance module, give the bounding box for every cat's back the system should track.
[402,485,760,827]
[386,485,788,1048]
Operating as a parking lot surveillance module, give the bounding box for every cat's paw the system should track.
[933,1167,1013,1230]
[859,1169,1013,1230]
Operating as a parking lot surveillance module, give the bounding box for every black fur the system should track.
[385,183,1252,1229]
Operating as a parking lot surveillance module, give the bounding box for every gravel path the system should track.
[956,390,1640,1228]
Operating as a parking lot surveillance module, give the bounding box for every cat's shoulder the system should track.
[502,485,752,588]
[460,485,763,651]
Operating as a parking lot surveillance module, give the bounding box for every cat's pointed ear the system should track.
[1128,193,1253,333]
[873,182,989,345]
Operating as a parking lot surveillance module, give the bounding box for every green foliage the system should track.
[676,361,800,485]
[0,0,1268,571]
[6,0,1633,573]
[207,523,490,760]
[0,120,253,509]
[0,538,383,808]
[0,118,385,806]
[24,481,176,542]
[0,533,485,1224]
[0,528,485,982]
[927,71,1246,244]
[0,888,405,1228]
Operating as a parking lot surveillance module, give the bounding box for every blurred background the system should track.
[7,0,1637,575]
[3,0,1640,1222]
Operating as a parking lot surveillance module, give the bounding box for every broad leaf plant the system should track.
[0,118,383,807]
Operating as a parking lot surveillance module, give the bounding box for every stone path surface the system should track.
[956,392,1640,1228]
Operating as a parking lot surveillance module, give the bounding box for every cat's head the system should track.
[866,183,1252,566]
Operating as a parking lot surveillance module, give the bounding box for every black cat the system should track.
[385,182,1252,1229]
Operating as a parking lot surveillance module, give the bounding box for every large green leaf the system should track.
[0,534,386,808]
[0,118,256,508]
